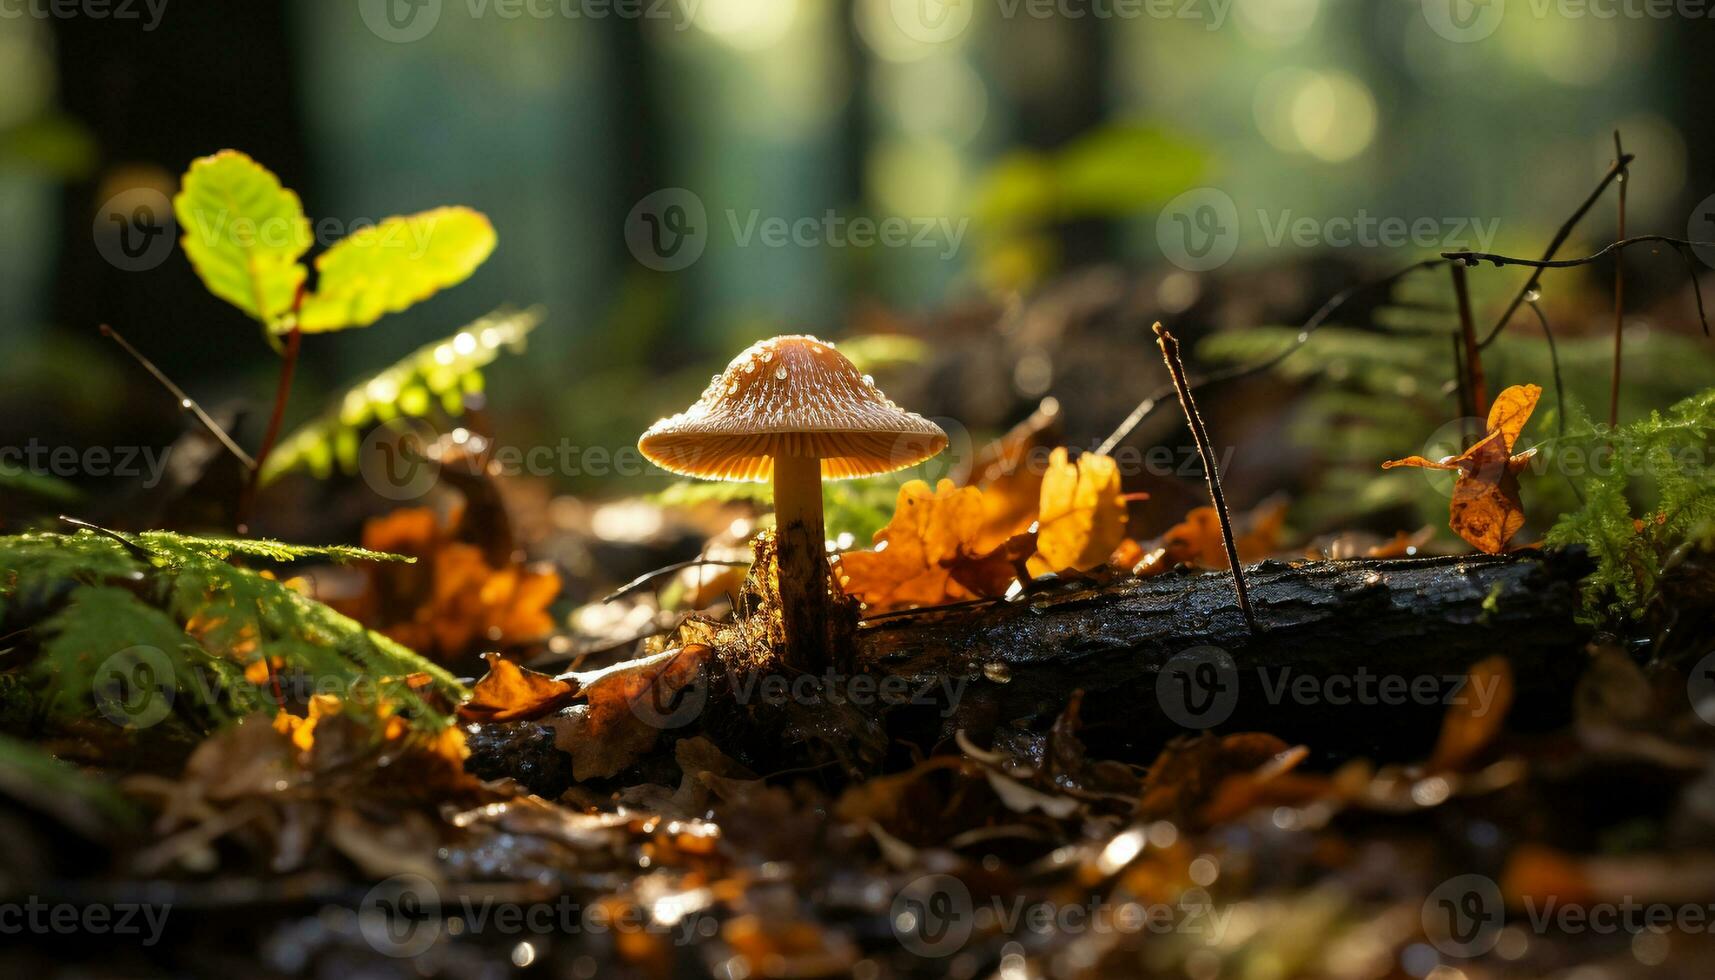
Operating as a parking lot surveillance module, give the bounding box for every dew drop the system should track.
[1525,288,1543,303]
[774,366,788,381]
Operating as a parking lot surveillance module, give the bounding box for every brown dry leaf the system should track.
[1030,448,1127,575]
[459,653,580,723]
[337,507,563,660]
[1426,655,1514,773]
[836,480,1030,613]
[548,645,713,781]
[1137,733,1296,828]
[1501,843,1596,908]
[1365,527,1436,558]
[1134,500,1286,576]
[1384,383,1541,554]
[1197,746,1333,825]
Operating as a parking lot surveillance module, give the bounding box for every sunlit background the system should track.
[2,0,1711,538]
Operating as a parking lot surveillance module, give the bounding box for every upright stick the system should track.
[1153,322,1259,635]
[1450,260,1487,418]
[1609,130,1628,429]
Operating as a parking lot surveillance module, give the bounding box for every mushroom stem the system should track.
[771,452,831,672]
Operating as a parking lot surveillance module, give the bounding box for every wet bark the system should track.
[470,551,1591,793]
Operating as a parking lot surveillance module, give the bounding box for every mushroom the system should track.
[639,335,947,669]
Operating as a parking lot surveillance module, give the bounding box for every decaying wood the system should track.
[469,551,1589,792]
[862,550,1589,753]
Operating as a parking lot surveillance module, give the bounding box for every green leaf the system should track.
[173,150,311,329]
[297,207,497,333]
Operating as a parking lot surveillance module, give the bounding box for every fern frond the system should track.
[0,529,464,737]
[262,305,544,484]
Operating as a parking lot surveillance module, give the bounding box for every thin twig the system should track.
[1097,258,1445,455]
[1445,235,1712,337]
[1152,322,1258,635]
[1473,151,1634,349]
[603,557,753,604]
[100,324,256,470]
[1524,297,1583,506]
[1450,260,1487,417]
[1610,131,1628,428]
[1525,299,1568,439]
[1448,235,1715,269]
[1450,333,1473,444]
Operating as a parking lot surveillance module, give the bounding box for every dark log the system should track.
[468,552,1591,793]
[861,550,1591,758]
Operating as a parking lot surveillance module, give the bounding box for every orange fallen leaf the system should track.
[1134,500,1287,576]
[964,399,1063,549]
[459,653,580,723]
[1030,448,1127,575]
[840,448,1125,612]
[836,480,1031,613]
[1427,655,1514,773]
[273,693,344,754]
[1384,383,1541,554]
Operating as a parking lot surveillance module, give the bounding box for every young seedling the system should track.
[638,336,946,672]
[169,150,497,528]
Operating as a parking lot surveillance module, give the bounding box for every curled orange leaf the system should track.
[1384,383,1541,554]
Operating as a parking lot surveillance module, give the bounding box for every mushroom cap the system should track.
[639,335,948,482]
